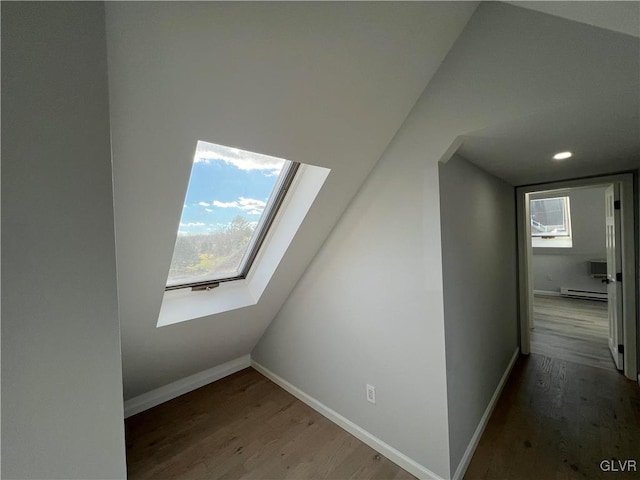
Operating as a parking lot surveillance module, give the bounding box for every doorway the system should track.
[516,173,637,382]
[528,185,614,370]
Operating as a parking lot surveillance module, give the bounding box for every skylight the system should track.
[166,141,298,290]
[530,196,573,248]
[530,197,570,237]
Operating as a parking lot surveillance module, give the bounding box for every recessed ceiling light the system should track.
[553,151,572,160]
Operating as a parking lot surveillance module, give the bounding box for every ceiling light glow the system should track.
[553,151,572,160]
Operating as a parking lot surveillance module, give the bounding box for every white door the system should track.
[605,184,623,370]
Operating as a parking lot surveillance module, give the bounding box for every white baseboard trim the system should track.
[124,355,251,418]
[251,360,445,480]
[452,347,520,480]
[533,290,560,297]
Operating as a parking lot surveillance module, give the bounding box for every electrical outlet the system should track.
[366,384,376,404]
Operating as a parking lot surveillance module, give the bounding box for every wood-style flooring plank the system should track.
[465,354,640,480]
[531,296,616,371]
[125,368,416,480]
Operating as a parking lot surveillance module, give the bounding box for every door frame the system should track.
[516,172,637,381]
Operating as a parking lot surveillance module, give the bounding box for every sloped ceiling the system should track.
[106,1,479,399]
[109,1,639,399]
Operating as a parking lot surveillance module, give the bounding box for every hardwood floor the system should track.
[531,295,615,371]
[125,368,416,480]
[126,308,637,480]
[465,353,640,480]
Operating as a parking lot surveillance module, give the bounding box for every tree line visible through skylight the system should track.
[167,141,291,288]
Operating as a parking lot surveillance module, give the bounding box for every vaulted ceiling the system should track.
[107,1,639,399]
[106,1,479,398]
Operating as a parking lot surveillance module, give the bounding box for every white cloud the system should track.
[205,208,213,213]
[211,196,267,215]
[179,222,205,227]
[198,201,210,207]
[238,197,266,210]
[193,140,287,175]
[213,200,239,208]
[238,197,267,215]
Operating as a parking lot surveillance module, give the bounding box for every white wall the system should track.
[253,3,638,477]
[105,1,478,400]
[532,186,608,293]
[1,3,127,478]
[439,155,518,475]
[252,84,453,479]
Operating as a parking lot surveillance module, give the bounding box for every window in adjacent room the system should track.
[530,196,572,248]
[166,141,298,290]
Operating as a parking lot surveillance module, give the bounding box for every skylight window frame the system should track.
[530,195,573,248]
[530,196,572,238]
[158,163,331,327]
[165,161,300,291]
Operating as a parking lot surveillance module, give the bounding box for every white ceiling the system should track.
[456,2,640,185]
[457,94,640,185]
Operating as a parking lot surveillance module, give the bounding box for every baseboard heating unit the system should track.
[560,287,608,301]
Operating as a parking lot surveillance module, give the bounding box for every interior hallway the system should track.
[465,353,640,479]
[530,295,615,371]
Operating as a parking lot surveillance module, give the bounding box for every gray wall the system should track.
[439,155,518,475]
[1,3,127,478]
[532,186,608,294]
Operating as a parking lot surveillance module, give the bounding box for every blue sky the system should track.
[177,141,288,235]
